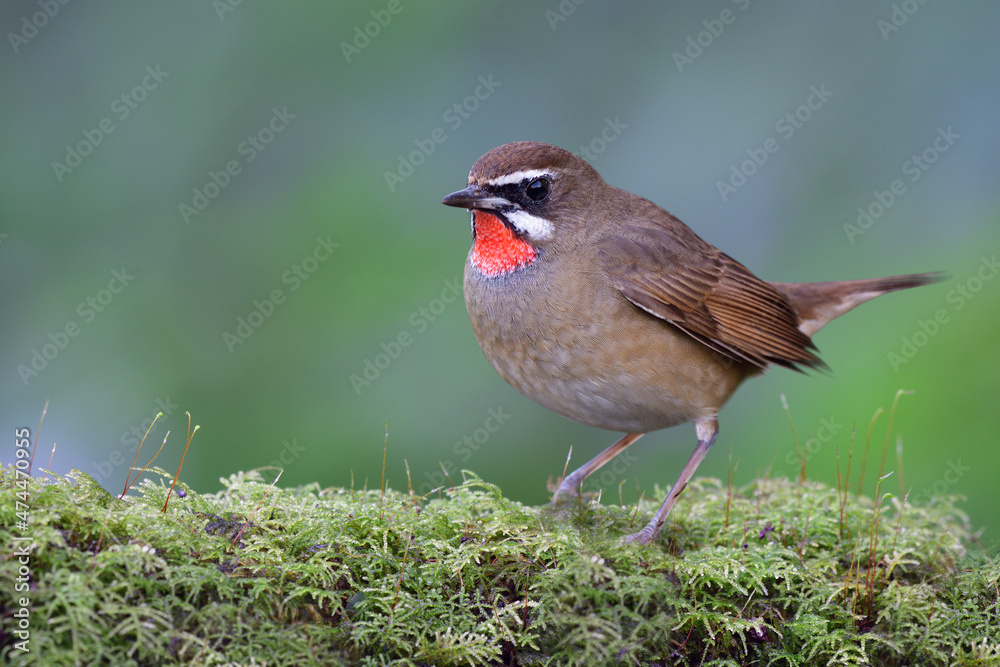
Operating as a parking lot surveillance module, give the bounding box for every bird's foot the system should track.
[622,522,658,545]
[547,476,584,504]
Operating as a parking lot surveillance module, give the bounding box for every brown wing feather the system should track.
[599,224,823,371]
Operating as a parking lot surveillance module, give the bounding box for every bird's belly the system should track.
[466,271,749,433]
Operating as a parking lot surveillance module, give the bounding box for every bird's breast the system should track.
[463,252,750,433]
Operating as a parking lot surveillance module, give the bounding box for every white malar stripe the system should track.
[482,169,554,187]
[505,208,553,240]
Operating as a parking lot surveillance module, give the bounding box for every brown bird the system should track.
[442,141,943,544]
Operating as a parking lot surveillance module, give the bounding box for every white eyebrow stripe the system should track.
[481,169,555,187]
[505,208,553,240]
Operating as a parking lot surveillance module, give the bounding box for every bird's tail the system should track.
[769,272,948,338]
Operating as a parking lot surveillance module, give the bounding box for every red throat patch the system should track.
[471,211,537,277]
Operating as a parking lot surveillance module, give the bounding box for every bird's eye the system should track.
[525,178,549,202]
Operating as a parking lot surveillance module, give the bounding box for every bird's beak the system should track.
[441,185,509,211]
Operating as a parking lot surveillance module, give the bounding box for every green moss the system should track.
[1,466,997,666]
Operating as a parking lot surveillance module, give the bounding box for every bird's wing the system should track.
[597,223,823,370]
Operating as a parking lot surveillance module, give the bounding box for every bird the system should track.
[441,141,943,544]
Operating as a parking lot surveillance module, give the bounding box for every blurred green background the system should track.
[3,3,998,547]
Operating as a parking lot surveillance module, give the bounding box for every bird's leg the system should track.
[624,418,719,544]
[552,433,644,503]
